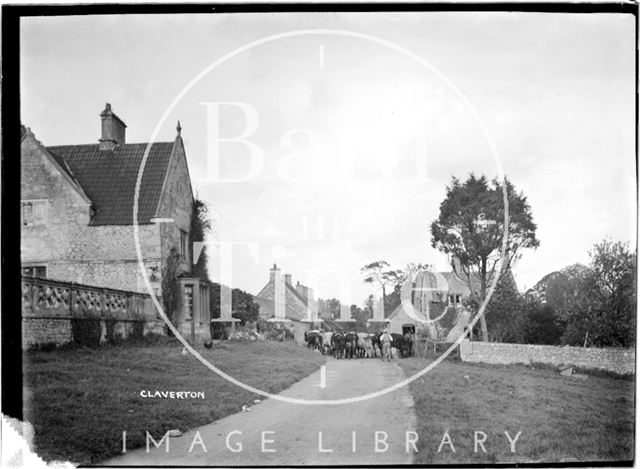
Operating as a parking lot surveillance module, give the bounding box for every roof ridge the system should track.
[46,141,174,148]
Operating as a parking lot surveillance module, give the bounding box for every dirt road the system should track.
[105,357,416,466]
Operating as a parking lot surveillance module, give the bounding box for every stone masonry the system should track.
[21,131,162,293]
[459,339,635,375]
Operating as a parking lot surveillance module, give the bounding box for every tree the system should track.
[209,282,260,325]
[525,263,590,344]
[523,300,563,345]
[431,174,539,341]
[384,283,402,317]
[578,239,636,347]
[318,298,341,320]
[231,288,260,325]
[485,274,526,343]
[361,260,404,317]
[191,198,212,281]
[524,241,636,347]
[527,264,590,315]
[349,304,370,331]
[161,247,181,328]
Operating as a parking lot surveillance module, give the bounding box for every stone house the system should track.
[386,268,517,339]
[253,264,318,343]
[21,103,210,339]
[386,270,449,337]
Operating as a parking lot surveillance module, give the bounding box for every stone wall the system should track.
[22,276,165,350]
[289,320,310,345]
[20,133,162,294]
[156,137,193,275]
[257,282,309,321]
[459,340,635,375]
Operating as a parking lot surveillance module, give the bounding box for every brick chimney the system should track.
[284,274,292,286]
[296,281,309,300]
[99,103,126,150]
[269,263,280,282]
[270,264,285,320]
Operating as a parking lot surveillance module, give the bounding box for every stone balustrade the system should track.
[22,276,164,349]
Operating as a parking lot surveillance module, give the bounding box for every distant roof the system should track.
[46,142,175,225]
[253,295,306,322]
[440,271,475,296]
[287,283,309,306]
[255,280,309,307]
[414,271,449,302]
[440,270,513,296]
[386,302,428,322]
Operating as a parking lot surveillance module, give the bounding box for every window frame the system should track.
[179,229,188,261]
[183,284,194,321]
[22,264,47,278]
[21,199,48,227]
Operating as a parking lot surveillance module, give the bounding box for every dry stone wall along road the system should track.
[106,357,417,466]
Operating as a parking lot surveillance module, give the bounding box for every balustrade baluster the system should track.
[69,287,75,318]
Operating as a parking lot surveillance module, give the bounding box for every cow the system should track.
[357,332,374,358]
[344,332,358,359]
[371,332,383,357]
[304,330,323,352]
[331,333,345,359]
[390,333,412,358]
[322,332,334,355]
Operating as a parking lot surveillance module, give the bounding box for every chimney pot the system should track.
[269,263,280,282]
[99,102,127,150]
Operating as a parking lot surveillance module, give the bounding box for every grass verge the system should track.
[23,338,324,465]
[397,357,634,464]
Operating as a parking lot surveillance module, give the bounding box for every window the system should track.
[21,200,48,226]
[184,284,193,320]
[179,230,188,261]
[22,265,47,278]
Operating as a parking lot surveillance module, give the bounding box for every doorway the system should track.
[402,324,416,335]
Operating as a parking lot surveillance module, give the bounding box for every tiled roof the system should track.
[441,271,473,296]
[46,142,175,225]
[386,302,428,322]
[441,270,507,296]
[253,295,306,321]
[255,281,309,307]
[47,149,84,190]
[287,283,309,306]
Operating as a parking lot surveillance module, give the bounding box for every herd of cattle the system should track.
[304,330,413,359]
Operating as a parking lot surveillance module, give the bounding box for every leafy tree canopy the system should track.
[209,282,260,325]
[431,174,539,341]
[524,239,636,348]
[191,198,213,282]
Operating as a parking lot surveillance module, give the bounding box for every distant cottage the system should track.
[386,268,517,341]
[21,103,210,338]
[253,264,318,343]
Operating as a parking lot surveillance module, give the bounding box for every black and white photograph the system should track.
[3,3,637,467]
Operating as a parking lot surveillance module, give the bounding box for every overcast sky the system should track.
[20,12,636,305]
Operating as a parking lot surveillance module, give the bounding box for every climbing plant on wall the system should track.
[161,247,181,327]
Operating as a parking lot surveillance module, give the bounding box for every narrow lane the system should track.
[105,357,417,466]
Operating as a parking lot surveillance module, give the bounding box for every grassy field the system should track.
[398,357,635,464]
[23,338,325,465]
